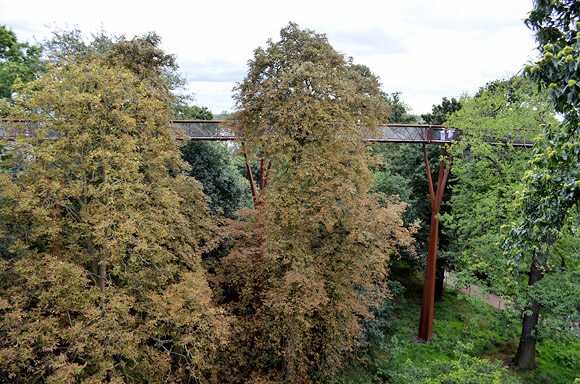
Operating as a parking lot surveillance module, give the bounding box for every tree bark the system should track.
[514,257,544,369]
[242,142,258,207]
[87,237,106,292]
[99,260,106,292]
[283,328,297,384]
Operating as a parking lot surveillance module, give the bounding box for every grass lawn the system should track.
[335,262,580,383]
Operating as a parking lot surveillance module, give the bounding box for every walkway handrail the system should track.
[0,119,534,147]
[170,120,454,143]
[170,120,533,147]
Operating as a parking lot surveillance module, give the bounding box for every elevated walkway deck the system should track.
[171,120,456,144]
[0,119,534,147]
[170,120,533,147]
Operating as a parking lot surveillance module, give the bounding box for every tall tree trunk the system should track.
[242,142,258,207]
[87,238,106,292]
[514,257,544,369]
[99,259,106,292]
[283,327,297,384]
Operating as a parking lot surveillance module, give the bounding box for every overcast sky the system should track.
[1,0,539,116]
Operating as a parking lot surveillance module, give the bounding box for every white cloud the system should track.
[187,81,237,114]
[1,0,538,115]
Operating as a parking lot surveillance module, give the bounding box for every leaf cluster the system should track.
[0,25,43,100]
[507,1,580,260]
[390,342,522,384]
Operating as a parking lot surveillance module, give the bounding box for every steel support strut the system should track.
[418,144,452,342]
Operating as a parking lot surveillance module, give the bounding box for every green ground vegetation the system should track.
[335,262,580,384]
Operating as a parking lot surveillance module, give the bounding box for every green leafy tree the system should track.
[384,91,419,124]
[180,141,249,218]
[0,25,43,100]
[214,23,415,383]
[42,28,187,96]
[43,28,213,124]
[215,111,233,120]
[498,0,580,369]
[0,39,226,382]
[421,97,462,125]
[441,75,555,294]
[173,98,214,120]
[445,75,580,373]
[41,27,118,61]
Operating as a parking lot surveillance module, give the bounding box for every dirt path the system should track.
[444,272,506,310]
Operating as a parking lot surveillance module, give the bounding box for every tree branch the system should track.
[486,154,508,186]
[242,141,258,207]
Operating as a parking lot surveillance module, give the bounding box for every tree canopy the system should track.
[0,35,226,383]
[3,13,580,381]
[496,0,580,369]
[40,28,210,121]
[180,141,249,218]
[212,23,415,383]
[442,75,556,293]
[0,25,43,100]
[421,97,462,125]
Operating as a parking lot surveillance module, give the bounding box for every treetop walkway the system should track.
[171,120,457,144]
[171,120,534,147]
[0,119,534,147]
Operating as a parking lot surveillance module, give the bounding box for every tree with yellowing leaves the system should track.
[212,23,415,383]
[0,36,227,383]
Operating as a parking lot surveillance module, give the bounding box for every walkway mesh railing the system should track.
[0,119,533,146]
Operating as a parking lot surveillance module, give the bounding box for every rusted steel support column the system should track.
[418,144,452,342]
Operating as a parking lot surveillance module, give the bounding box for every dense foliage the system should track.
[497,0,580,369]
[442,76,555,293]
[440,75,580,370]
[0,25,43,101]
[392,342,522,384]
[421,97,462,126]
[173,99,214,120]
[211,23,415,383]
[0,36,227,383]
[40,28,212,123]
[180,141,249,218]
[2,5,580,380]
